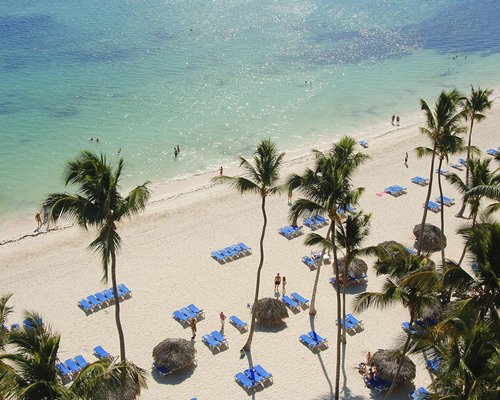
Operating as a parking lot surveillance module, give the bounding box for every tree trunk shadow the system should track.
[309,314,334,398]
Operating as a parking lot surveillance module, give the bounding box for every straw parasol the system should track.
[370,349,416,384]
[152,338,196,372]
[252,297,289,327]
[377,240,400,257]
[413,223,447,252]
[336,257,368,278]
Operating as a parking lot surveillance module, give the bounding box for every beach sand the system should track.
[1,97,499,400]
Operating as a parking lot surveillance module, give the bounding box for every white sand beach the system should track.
[1,97,499,400]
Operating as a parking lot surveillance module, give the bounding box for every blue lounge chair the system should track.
[346,314,363,329]
[117,284,131,297]
[426,356,440,373]
[451,162,463,171]
[424,201,441,212]
[93,346,110,359]
[254,364,272,382]
[336,318,356,333]
[405,247,417,255]
[235,372,255,391]
[459,158,467,166]
[78,299,93,312]
[224,247,239,258]
[402,321,416,334]
[86,295,101,308]
[229,315,247,330]
[219,248,234,259]
[410,387,430,399]
[366,375,391,393]
[153,362,171,376]
[202,334,221,349]
[435,169,449,176]
[303,216,317,228]
[314,215,328,224]
[244,368,264,385]
[237,242,252,254]
[181,307,197,320]
[94,292,108,304]
[411,176,428,186]
[436,196,454,206]
[56,362,72,378]
[74,355,88,369]
[211,250,226,262]
[384,185,407,196]
[302,256,316,269]
[211,330,227,345]
[359,140,368,148]
[338,205,356,215]
[300,334,319,349]
[10,323,20,331]
[291,292,309,306]
[65,359,80,374]
[309,331,327,345]
[172,310,190,323]
[282,295,300,310]
[486,148,499,156]
[187,304,204,317]
[102,289,115,302]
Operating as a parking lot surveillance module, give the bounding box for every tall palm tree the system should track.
[456,86,493,217]
[416,90,463,256]
[335,211,371,342]
[43,151,151,364]
[288,136,368,400]
[354,244,440,399]
[466,164,500,216]
[213,139,284,352]
[0,294,14,400]
[416,126,464,264]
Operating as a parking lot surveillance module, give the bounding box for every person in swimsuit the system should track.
[274,273,281,292]
[282,276,287,294]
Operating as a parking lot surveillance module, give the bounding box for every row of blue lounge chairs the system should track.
[202,330,228,351]
[78,284,132,313]
[235,364,273,392]
[9,317,43,331]
[56,346,112,379]
[408,386,429,399]
[401,317,437,334]
[299,330,328,349]
[172,304,204,324]
[282,292,309,311]
[211,242,252,263]
[303,214,328,229]
[384,185,407,196]
[426,355,440,373]
[336,313,364,333]
[424,196,455,212]
[278,225,303,238]
[486,148,499,156]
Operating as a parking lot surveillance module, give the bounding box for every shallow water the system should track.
[1,0,500,220]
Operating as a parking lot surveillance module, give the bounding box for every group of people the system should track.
[173,145,181,158]
[189,311,227,339]
[358,351,378,382]
[274,273,287,294]
[391,115,400,126]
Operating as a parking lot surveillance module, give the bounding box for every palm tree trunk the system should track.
[417,144,437,256]
[332,217,342,400]
[458,200,479,266]
[457,118,474,217]
[341,247,349,344]
[437,158,446,265]
[242,195,267,352]
[110,249,126,362]
[309,226,331,315]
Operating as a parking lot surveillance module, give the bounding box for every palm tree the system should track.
[43,151,150,364]
[416,90,463,256]
[456,86,493,217]
[466,164,500,216]
[0,294,14,400]
[416,126,464,264]
[335,211,371,342]
[354,244,440,399]
[213,138,284,352]
[288,136,368,400]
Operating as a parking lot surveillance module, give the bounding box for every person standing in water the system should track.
[219,166,223,176]
[35,212,42,230]
[396,116,400,126]
[176,145,180,154]
[391,115,395,125]
[174,147,178,158]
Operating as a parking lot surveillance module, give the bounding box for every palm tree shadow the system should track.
[151,364,196,385]
[309,314,334,399]
[255,324,287,333]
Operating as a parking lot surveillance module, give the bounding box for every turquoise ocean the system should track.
[1,0,500,225]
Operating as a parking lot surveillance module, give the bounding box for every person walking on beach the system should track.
[219,311,226,331]
[391,115,395,125]
[219,166,223,176]
[404,152,408,167]
[35,212,42,230]
[274,273,281,292]
[282,276,287,294]
[287,189,293,206]
[396,115,400,126]
[190,319,197,339]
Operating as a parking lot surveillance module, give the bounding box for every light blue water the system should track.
[1,0,500,222]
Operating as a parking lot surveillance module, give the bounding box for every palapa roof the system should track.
[370,349,416,384]
[252,297,289,322]
[335,257,368,277]
[413,223,447,252]
[152,338,196,371]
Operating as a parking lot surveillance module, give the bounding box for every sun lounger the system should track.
[302,256,316,269]
[279,225,302,238]
[402,321,416,334]
[338,205,356,215]
[405,247,417,255]
[74,355,88,369]
[237,242,252,254]
[426,356,440,373]
[245,368,264,385]
[211,330,227,345]
[451,163,463,171]
[303,216,317,228]
[153,362,171,376]
[10,323,20,331]
[359,140,369,148]
[314,215,328,224]
[308,331,327,345]
[409,386,430,399]
[384,185,407,196]
[65,359,80,374]
[172,310,190,323]
[187,304,204,317]
[486,148,499,156]
[86,295,101,308]
[219,248,234,259]
[211,250,226,262]
[411,176,428,186]
[224,246,239,258]
[94,292,108,304]
[235,372,256,391]
[202,334,221,349]
[78,299,93,312]
[366,375,391,392]
[181,307,197,320]
[300,334,320,349]
[459,158,467,166]
[436,196,454,206]
[229,315,247,330]
[435,169,449,176]
[282,295,300,310]
[291,292,309,306]
[346,314,363,329]
[102,289,115,302]
[336,318,356,333]
[93,345,111,359]
[254,364,272,382]
[424,201,441,212]
[56,362,72,378]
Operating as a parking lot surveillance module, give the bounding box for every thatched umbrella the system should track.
[252,297,289,327]
[370,349,416,384]
[377,240,400,257]
[335,257,368,278]
[152,338,196,372]
[413,223,447,252]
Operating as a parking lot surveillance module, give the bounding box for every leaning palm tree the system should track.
[43,151,151,364]
[416,89,463,256]
[213,138,284,352]
[416,126,464,264]
[456,86,493,217]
